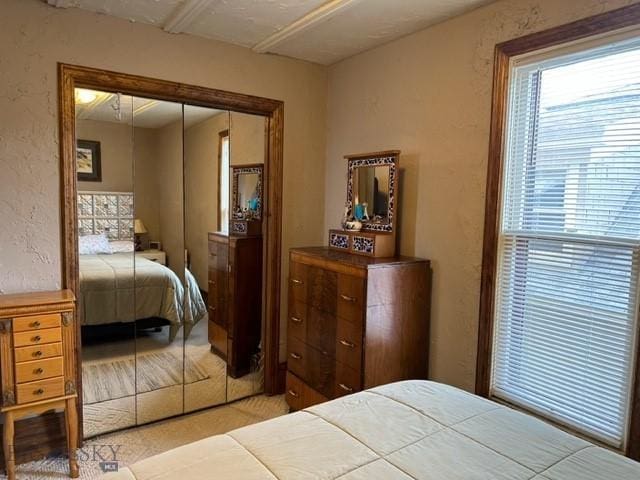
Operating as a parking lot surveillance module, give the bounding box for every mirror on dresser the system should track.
[352,165,391,224]
[329,151,399,258]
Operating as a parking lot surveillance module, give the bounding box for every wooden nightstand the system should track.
[136,250,166,265]
[0,290,79,480]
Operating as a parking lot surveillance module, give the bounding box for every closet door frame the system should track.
[58,63,285,442]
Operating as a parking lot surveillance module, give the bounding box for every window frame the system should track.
[217,129,230,232]
[476,3,640,460]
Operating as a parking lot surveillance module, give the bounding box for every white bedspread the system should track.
[79,253,206,336]
[102,380,640,479]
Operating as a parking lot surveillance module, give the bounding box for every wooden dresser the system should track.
[285,247,431,410]
[0,290,78,479]
[208,232,263,378]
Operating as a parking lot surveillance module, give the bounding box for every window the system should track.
[218,130,230,233]
[491,33,640,449]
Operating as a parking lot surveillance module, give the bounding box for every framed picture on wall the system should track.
[77,139,101,182]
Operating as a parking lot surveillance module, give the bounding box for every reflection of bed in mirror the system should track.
[77,190,206,340]
[79,252,206,340]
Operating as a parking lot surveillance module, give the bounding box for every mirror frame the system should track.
[59,63,284,442]
[231,164,263,221]
[346,150,399,233]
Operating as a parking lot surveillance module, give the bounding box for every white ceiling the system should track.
[45,0,496,65]
[75,90,222,128]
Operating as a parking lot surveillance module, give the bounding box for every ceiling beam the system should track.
[252,0,361,54]
[163,0,214,34]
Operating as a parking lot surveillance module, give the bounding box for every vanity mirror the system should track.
[230,164,263,235]
[329,150,399,257]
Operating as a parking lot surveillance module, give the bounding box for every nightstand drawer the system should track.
[15,357,64,383]
[13,314,61,332]
[16,376,65,404]
[14,342,63,363]
[13,327,61,348]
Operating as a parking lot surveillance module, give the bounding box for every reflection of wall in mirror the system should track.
[185,112,265,291]
[76,119,160,245]
[184,112,229,290]
[153,119,185,281]
[229,113,265,167]
[76,119,133,192]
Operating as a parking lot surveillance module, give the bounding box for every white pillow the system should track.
[79,234,112,255]
[109,240,134,253]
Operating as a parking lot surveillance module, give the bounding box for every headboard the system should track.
[78,191,134,240]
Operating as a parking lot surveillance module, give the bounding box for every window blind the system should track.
[492,33,640,448]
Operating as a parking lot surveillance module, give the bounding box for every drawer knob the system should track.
[33,350,43,357]
[291,279,303,285]
[30,321,41,328]
[34,368,44,375]
[32,335,42,342]
[290,316,303,324]
[289,352,302,360]
[340,294,356,303]
[339,339,355,348]
[338,383,354,393]
[209,253,217,257]
[208,280,216,285]
[209,306,216,312]
[34,388,44,396]
[287,389,300,398]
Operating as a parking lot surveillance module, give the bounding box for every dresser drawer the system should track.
[13,313,61,332]
[305,306,337,357]
[287,299,307,344]
[337,274,365,324]
[16,376,65,404]
[14,342,63,364]
[289,261,308,303]
[209,320,227,359]
[13,327,61,348]
[207,270,218,306]
[334,361,361,398]
[336,319,363,372]
[285,371,328,411]
[15,356,63,383]
[287,336,334,399]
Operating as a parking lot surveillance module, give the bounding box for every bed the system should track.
[102,380,640,479]
[79,253,207,340]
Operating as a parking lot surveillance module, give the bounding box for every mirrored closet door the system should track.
[226,112,266,402]
[183,105,230,412]
[132,97,187,425]
[76,89,137,437]
[75,88,268,439]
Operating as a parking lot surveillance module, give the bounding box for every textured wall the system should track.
[325,0,638,391]
[0,0,327,359]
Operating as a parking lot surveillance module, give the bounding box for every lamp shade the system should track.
[134,219,148,235]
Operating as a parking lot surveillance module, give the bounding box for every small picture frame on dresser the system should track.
[149,241,161,250]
